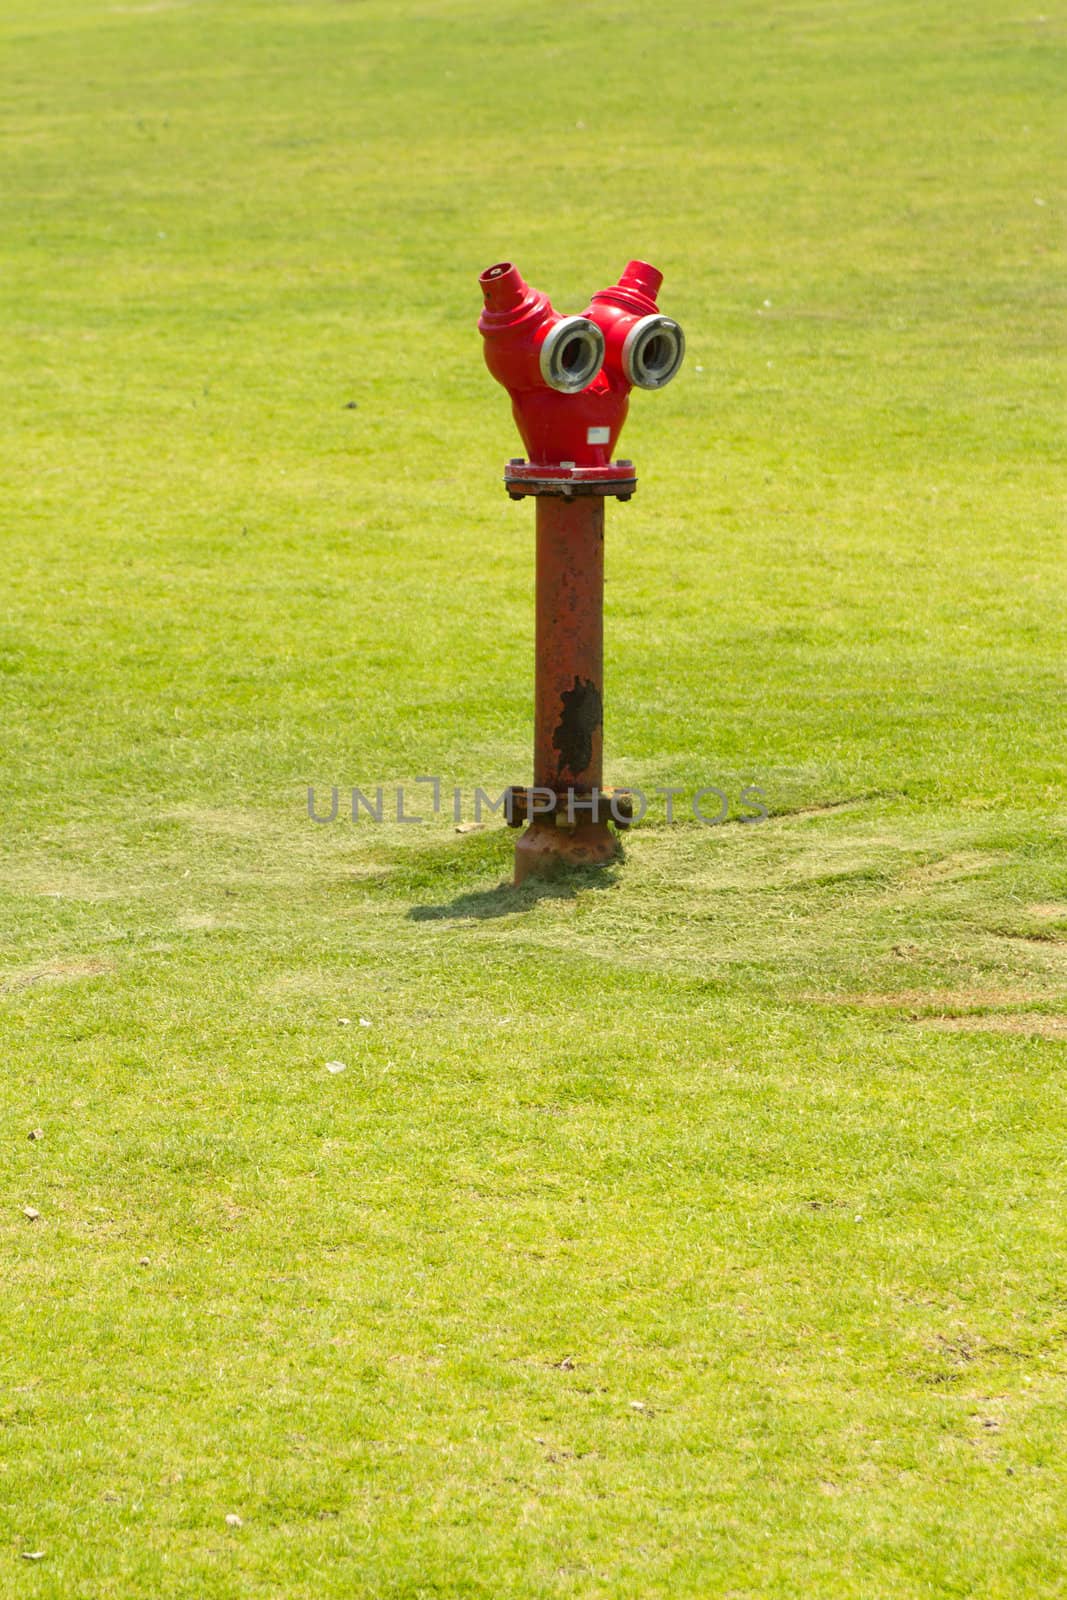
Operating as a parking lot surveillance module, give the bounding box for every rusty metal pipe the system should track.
[512,496,618,885]
[534,496,604,795]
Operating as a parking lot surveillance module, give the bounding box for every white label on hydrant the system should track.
[586,426,610,444]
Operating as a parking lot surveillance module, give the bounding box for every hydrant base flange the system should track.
[513,818,621,886]
[504,460,637,501]
[504,786,634,829]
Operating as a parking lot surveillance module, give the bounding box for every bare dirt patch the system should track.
[816,987,1040,1012]
[918,1013,1067,1040]
[0,958,115,993]
[902,851,1000,889]
[774,794,896,822]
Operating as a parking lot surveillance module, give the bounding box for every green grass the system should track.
[1,0,1065,1594]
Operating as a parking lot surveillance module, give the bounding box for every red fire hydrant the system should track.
[478,259,685,884]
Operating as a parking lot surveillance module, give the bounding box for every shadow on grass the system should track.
[408,863,621,922]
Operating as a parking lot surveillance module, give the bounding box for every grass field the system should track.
[1,1,1065,1595]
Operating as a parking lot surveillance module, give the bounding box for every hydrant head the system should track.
[478,259,684,470]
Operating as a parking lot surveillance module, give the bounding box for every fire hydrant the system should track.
[477,258,685,884]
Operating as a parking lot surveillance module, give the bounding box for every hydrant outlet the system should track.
[478,262,604,397]
[622,314,686,390]
[539,316,605,394]
[583,259,686,396]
